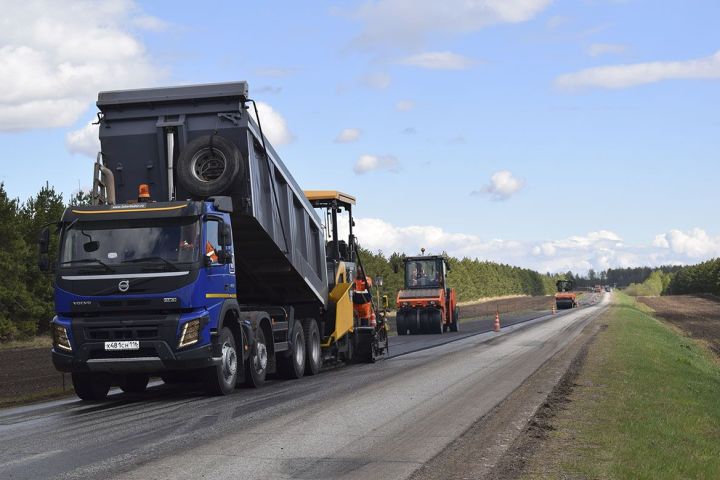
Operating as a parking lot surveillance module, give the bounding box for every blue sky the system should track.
[1,0,719,273]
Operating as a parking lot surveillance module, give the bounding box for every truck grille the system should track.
[85,326,160,341]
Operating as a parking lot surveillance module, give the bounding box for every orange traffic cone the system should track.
[493,311,501,332]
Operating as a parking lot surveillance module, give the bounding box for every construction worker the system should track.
[353,271,376,327]
[205,240,218,264]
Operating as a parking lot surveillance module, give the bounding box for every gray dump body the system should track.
[96,82,328,307]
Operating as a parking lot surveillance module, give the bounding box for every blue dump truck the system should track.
[38,82,388,400]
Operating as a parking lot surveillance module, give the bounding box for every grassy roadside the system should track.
[522,292,720,479]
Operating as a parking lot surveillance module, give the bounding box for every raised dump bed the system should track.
[96,82,327,307]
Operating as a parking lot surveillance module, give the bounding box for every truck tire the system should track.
[72,372,111,401]
[278,322,305,379]
[176,134,244,197]
[431,309,443,334]
[203,327,238,395]
[450,307,460,332]
[119,374,149,393]
[396,313,406,336]
[244,326,268,388]
[303,319,322,376]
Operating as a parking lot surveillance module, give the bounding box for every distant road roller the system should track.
[555,280,578,309]
[395,254,458,334]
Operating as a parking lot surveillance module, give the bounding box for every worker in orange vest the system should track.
[353,271,376,327]
[205,241,218,264]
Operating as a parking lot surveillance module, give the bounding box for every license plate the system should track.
[104,341,140,351]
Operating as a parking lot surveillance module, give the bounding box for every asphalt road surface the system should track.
[0,293,608,480]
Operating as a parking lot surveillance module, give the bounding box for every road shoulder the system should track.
[409,304,606,480]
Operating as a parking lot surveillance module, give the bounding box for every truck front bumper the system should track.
[52,341,222,374]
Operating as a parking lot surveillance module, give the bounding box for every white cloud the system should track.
[361,73,392,89]
[587,43,627,57]
[248,101,295,145]
[132,15,169,32]
[347,219,720,274]
[66,121,100,157]
[556,50,720,90]
[350,217,524,259]
[350,0,552,50]
[399,51,475,70]
[653,228,720,258]
[353,154,399,174]
[0,0,165,131]
[335,128,362,143]
[395,100,415,111]
[474,170,526,200]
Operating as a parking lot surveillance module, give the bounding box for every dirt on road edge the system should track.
[409,306,607,480]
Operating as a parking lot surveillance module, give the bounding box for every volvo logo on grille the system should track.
[118,280,130,292]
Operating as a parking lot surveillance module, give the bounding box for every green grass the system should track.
[525,293,720,479]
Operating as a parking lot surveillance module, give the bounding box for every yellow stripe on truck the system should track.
[205,293,237,299]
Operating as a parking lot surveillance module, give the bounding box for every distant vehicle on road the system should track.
[395,254,458,334]
[555,280,578,309]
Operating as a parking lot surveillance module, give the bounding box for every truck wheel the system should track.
[244,326,268,388]
[161,371,187,384]
[119,374,149,393]
[432,310,444,334]
[303,319,322,376]
[204,327,238,395]
[278,322,305,379]
[450,307,459,332]
[72,372,110,401]
[176,134,244,197]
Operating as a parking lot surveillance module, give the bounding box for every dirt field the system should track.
[0,347,72,407]
[460,295,553,318]
[638,294,720,356]
[385,295,554,335]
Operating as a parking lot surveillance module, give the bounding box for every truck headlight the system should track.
[178,318,202,348]
[53,324,72,352]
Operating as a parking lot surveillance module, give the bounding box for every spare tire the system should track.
[176,134,244,197]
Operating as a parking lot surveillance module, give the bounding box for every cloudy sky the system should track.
[1,0,718,274]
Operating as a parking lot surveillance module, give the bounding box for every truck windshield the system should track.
[405,259,441,288]
[60,217,201,270]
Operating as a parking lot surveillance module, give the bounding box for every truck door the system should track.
[205,217,235,303]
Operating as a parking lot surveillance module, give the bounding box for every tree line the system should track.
[0,183,90,341]
[357,248,560,306]
[620,258,720,297]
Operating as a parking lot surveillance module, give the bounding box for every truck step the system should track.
[272,321,289,331]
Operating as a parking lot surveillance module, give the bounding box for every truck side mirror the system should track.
[382,295,389,309]
[218,250,233,265]
[219,223,232,248]
[38,227,50,254]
